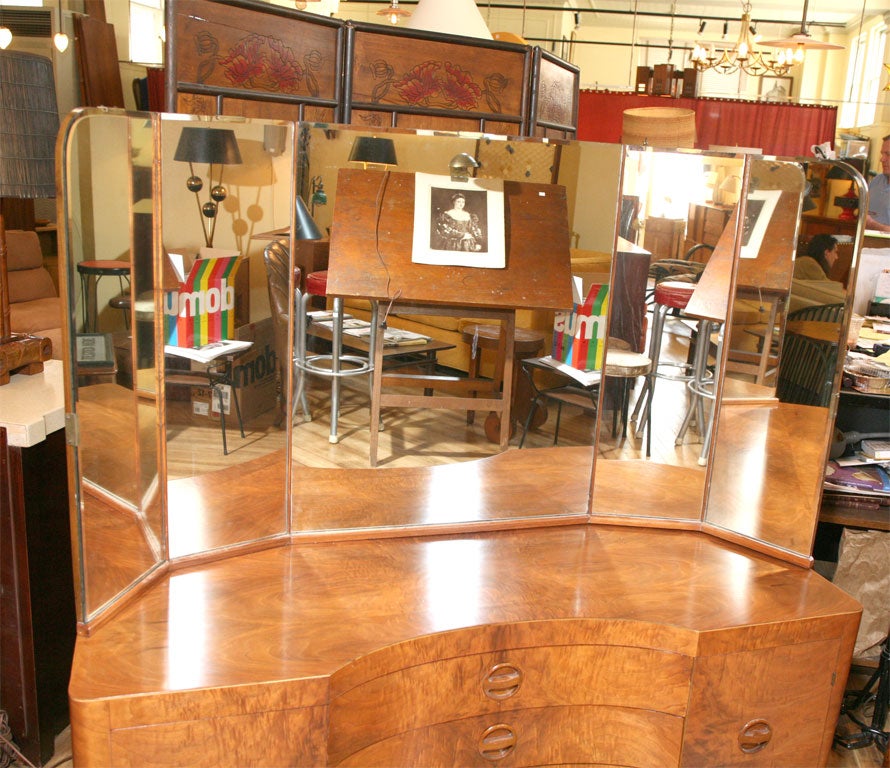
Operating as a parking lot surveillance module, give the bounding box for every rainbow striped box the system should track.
[551,277,609,372]
[164,248,242,348]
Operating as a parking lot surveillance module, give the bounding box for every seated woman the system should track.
[435,192,484,252]
[794,233,839,280]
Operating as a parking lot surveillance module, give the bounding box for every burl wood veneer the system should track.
[69,524,860,767]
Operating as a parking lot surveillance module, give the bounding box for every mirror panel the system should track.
[289,125,620,532]
[704,159,867,561]
[590,147,744,523]
[158,116,292,559]
[61,110,164,623]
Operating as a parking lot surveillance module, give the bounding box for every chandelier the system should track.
[690,3,793,77]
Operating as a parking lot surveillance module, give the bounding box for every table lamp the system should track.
[348,136,398,169]
[174,126,242,248]
[0,51,58,384]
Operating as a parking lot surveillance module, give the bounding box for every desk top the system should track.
[0,359,65,447]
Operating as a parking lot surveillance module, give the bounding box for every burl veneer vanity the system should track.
[59,110,866,766]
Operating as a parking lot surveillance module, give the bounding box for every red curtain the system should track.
[577,91,837,158]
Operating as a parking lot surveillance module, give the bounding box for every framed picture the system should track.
[759,76,793,101]
[411,172,506,268]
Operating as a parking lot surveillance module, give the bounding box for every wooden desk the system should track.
[0,361,75,766]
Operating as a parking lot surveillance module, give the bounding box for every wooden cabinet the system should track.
[67,525,860,768]
[644,216,685,261]
[686,202,733,256]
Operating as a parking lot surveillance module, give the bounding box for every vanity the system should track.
[57,110,867,766]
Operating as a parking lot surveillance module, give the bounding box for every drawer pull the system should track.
[483,663,523,700]
[478,724,516,761]
[738,719,772,754]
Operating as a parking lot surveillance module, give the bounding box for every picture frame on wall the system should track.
[760,76,793,101]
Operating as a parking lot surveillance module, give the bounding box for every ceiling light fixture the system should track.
[53,3,69,53]
[759,0,844,64]
[378,0,410,26]
[691,2,792,77]
[0,27,11,50]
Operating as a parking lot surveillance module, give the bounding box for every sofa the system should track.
[6,229,63,360]
[341,249,614,376]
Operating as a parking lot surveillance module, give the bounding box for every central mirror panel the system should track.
[290,124,621,532]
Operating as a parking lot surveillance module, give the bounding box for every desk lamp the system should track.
[0,51,58,384]
[174,126,242,248]
[348,137,397,169]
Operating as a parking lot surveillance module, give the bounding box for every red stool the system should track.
[630,280,695,455]
[296,270,378,444]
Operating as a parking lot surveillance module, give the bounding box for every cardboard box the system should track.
[231,317,278,422]
[164,247,242,348]
[551,274,610,372]
[188,316,278,423]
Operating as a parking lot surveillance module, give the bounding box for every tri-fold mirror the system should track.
[59,109,866,630]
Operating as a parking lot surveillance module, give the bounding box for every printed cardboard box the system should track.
[164,247,242,348]
[551,273,610,372]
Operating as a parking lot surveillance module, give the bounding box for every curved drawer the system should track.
[329,643,691,763]
[336,704,683,767]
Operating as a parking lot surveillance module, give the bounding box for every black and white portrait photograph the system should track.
[412,173,506,268]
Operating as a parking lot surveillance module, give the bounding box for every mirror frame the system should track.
[61,111,865,631]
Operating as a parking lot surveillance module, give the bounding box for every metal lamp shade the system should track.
[348,136,397,167]
[0,51,59,198]
[174,126,243,166]
[295,196,322,240]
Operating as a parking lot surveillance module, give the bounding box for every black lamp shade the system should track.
[295,196,322,240]
[0,51,59,199]
[348,136,397,166]
[174,126,243,165]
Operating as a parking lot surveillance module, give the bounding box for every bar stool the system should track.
[76,260,131,332]
[296,270,378,444]
[675,320,724,466]
[631,279,696,455]
[603,344,652,446]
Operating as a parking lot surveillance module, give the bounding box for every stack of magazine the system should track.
[825,438,890,496]
[312,317,430,347]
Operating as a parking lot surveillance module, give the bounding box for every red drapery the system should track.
[578,91,837,158]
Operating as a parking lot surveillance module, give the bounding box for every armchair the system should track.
[5,229,63,359]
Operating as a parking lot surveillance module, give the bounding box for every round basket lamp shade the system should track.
[621,107,697,149]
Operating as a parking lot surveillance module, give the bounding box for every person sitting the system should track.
[794,233,839,280]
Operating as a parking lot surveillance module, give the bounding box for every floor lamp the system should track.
[0,51,58,385]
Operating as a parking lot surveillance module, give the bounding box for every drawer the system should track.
[337,704,684,767]
[329,644,691,763]
[682,638,841,766]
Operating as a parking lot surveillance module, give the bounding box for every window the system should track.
[129,0,164,65]
[839,18,887,129]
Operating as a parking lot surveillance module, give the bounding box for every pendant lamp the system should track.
[406,0,493,40]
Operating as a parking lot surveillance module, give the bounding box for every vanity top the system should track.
[0,359,65,447]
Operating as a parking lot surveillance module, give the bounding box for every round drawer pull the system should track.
[478,724,516,761]
[738,718,772,754]
[482,663,523,700]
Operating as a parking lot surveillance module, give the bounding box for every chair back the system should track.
[5,229,56,303]
[787,302,845,323]
[263,239,300,418]
[776,331,838,407]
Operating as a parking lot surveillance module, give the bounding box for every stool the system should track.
[630,280,696,455]
[296,270,377,444]
[77,260,131,332]
[675,320,723,466]
[603,346,652,446]
[460,323,545,441]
